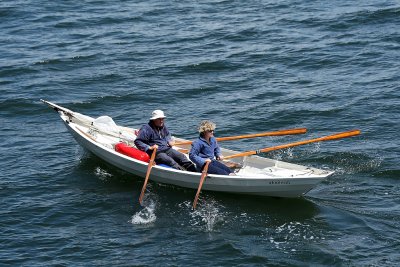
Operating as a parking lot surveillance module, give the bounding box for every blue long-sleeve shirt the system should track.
[189,136,222,170]
[134,121,172,154]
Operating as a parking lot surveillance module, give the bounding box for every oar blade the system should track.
[318,130,361,141]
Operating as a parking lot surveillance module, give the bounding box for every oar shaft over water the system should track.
[224,130,361,160]
[192,161,210,210]
[139,147,157,204]
[174,128,307,146]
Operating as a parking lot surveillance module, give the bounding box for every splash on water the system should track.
[286,147,294,158]
[268,143,321,161]
[331,153,383,175]
[182,197,227,232]
[94,166,113,181]
[130,197,157,225]
[310,142,321,153]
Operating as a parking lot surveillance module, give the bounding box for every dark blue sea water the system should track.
[1,0,399,265]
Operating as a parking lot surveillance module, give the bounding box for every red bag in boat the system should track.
[115,143,150,163]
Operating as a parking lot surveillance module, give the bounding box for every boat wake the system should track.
[263,221,324,251]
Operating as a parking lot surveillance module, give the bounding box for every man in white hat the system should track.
[134,110,196,172]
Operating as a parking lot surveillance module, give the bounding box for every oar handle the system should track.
[192,161,211,210]
[139,147,157,204]
[174,128,307,146]
[224,130,361,160]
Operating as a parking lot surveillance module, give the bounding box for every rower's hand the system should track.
[149,144,158,150]
[205,158,212,163]
[168,140,175,147]
[216,155,224,161]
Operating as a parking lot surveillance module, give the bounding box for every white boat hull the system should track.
[45,100,333,198]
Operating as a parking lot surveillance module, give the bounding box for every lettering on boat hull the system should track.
[269,180,291,185]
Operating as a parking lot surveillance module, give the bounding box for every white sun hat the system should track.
[150,110,166,120]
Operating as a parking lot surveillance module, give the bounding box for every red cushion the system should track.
[115,143,150,162]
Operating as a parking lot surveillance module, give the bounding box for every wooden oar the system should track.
[224,130,361,160]
[192,161,211,210]
[174,128,307,146]
[138,147,157,204]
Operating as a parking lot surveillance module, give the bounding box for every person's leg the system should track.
[181,161,197,172]
[166,148,197,172]
[207,160,231,175]
[155,152,181,169]
[213,160,232,174]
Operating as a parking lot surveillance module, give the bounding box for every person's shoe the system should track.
[182,162,197,172]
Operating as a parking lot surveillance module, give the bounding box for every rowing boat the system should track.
[42,100,334,197]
